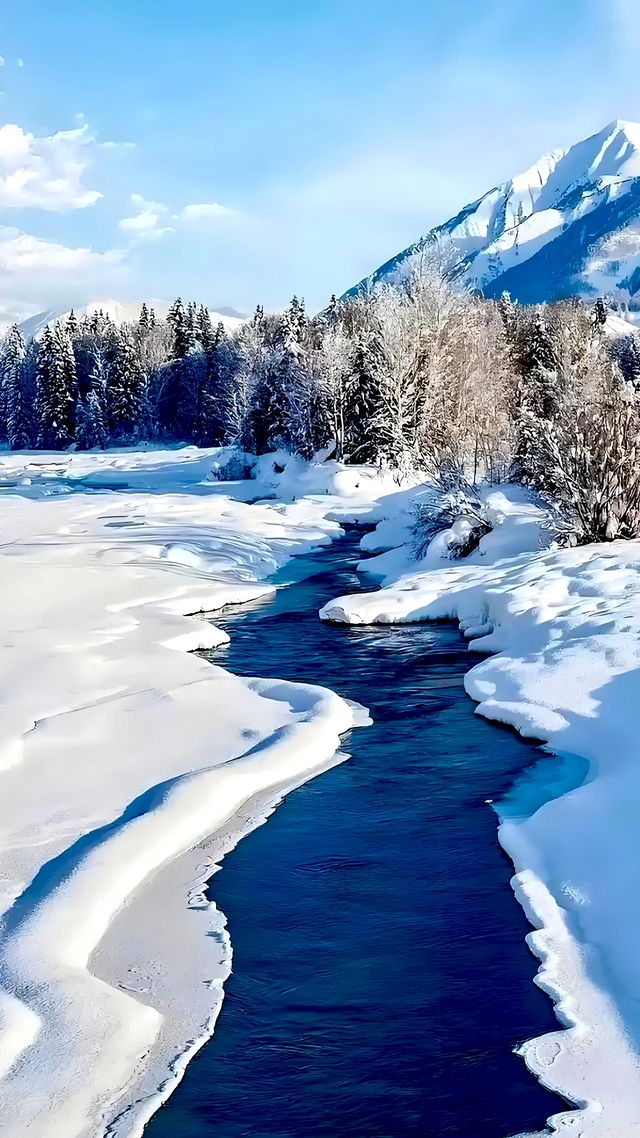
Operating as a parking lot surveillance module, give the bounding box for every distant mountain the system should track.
[18,299,245,340]
[345,120,640,319]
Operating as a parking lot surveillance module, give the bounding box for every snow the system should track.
[321,484,640,1134]
[0,445,392,1137]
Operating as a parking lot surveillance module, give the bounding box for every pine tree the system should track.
[2,325,32,449]
[196,305,214,351]
[106,327,148,443]
[36,325,76,448]
[138,302,151,333]
[194,321,229,445]
[66,309,79,340]
[513,311,559,483]
[497,291,519,348]
[167,297,195,359]
[77,346,110,449]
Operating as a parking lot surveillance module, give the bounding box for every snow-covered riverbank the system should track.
[4,446,640,1137]
[322,486,640,1135]
[0,447,396,1138]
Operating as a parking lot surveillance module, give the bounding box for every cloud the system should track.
[0,122,105,210]
[0,225,126,326]
[118,193,175,240]
[16,58,24,68]
[120,193,240,240]
[178,201,236,221]
[0,226,124,272]
[0,57,5,67]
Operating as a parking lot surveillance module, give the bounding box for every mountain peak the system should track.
[345,120,640,320]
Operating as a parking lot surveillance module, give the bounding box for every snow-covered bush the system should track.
[539,387,640,543]
[210,448,255,481]
[410,481,492,560]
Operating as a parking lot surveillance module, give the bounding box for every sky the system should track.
[0,0,639,325]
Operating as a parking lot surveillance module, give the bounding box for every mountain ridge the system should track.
[345,119,640,318]
[17,300,246,340]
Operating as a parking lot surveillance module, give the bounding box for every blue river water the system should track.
[147,528,564,1137]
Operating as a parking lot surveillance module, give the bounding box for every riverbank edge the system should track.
[93,747,352,1138]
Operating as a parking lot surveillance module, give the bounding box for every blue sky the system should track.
[0,0,639,322]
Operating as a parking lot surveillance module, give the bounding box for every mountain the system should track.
[346,120,640,318]
[18,299,245,340]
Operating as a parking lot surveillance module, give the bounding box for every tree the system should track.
[512,309,559,482]
[138,302,151,333]
[77,345,109,449]
[2,326,32,449]
[36,325,76,448]
[106,327,148,443]
[167,297,195,360]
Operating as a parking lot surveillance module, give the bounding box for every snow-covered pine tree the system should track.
[497,291,519,348]
[36,325,76,449]
[195,305,214,352]
[240,313,295,454]
[167,298,195,360]
[2,325,32,449]
[194,321,229,446]
[66,309,79,340]
[512,309,558,483]
[77,344,109,449]
[138,302,151,333]
[106,327,148,443]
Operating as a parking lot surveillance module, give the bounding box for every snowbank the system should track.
[321,486,640,1135]
[0,446,391,1137]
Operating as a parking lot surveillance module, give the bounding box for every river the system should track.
[146,526,563,1137]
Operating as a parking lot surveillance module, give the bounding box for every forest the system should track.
[2,262,640,545]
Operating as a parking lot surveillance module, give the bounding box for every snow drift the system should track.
[0,446,390,1137]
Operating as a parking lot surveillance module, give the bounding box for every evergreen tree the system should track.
[167,298,195,359]
[497,291,519,347]
[194,321,229,445]
[138,302,151,333]
[2,326,32,449]
[107,327,148,443]
[513,311,559,482]
[78,346,110,449]
[344,335,383,462]
[36,326,76,448]
[196,305,214,351]
[66,309,79,340]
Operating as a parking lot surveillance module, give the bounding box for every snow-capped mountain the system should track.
[346,120,640,315]
[18,299,245,340]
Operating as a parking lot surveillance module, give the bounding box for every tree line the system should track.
[2,264,640,543]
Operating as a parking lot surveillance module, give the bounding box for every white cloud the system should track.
[16,57,24,68]
[0,57,5,67]
[0,122,105,210]
[0,226,123,272]
[178,201,236,221]
[118,194,175,241]
[0,224,126,326]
